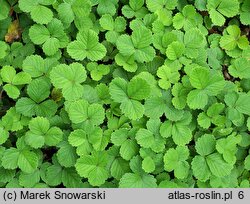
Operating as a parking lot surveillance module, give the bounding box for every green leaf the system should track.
[166,41,185,60]
[71,0,92,18]
[127,78,150,100]
[57,141,77,168]
[2,148,19,170]
[86,62,110,81]
[50,63,87,100]
[189,67,210,89]
[120,99,144,120]
[0,66,16,83]
[131,27,153,49]
[19,170,40,187]
[22,55,47,77]
[216,0,239,17]
[120,139,139,160]
[142,157,155,173]
[206,153,233,177]
[184,28,205,58]
[195,134,216,156]
[109,78,128,103]
[240,0,250,25]
[164,146,190,179]
[75,152,109,186]
[216,134,241,164]
[46,165,62,186]
[3,84,20,99]
[191,156,211,181]
[18,150,39,173]
[116,27,155,63]
[99,14,114,30]
[172,125,192,146]
[68,129,87,147]
[1,108,24,131]
[0,41,8,59]
[29,19,69,55]
[0,168,15,183]
[197,112,211,128]
[30,5,53,24]
[67,100,88,123]
[187,89,208,109]
[111,129,129,146]
[67,100,105,126]
[116,35,135,56]
[119,173,157,188]
[110,157,130,180]
[207,0,239,26]
[67,29,107,61]
[29,25,50,44]
[115,54,138,72]
[136,129,154,148]
[236,93,250,116]
[12,72,32,85]
[146,0,177,11]
[157,65,180,90]
[0,0,10,21]
[220,25,248,51]
[86,103,105,126]
[62,168,84,188]
[57,3,74,27]
[244,155,250,170]
[0,65,31,99]
[27,78,50,103]
[0,128,9,145]
[229,58,250,79]
[18,0,38,12]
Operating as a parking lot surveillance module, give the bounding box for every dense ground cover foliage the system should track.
[0,0,250,188]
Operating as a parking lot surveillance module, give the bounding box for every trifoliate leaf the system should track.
[75,152,109,186]
[19,0,54,24]
[229,58,250,79]
[67,29,107,61]
[117,27,155,63]
[207,0,239,26]
[50,63,87,100]
[216,133,241,164]
[29,19,69,56]
[25,117,63,149]
[164,146,190,179]
[220,25,249,51]
[0,65,31,99]
[157,65,180,90]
